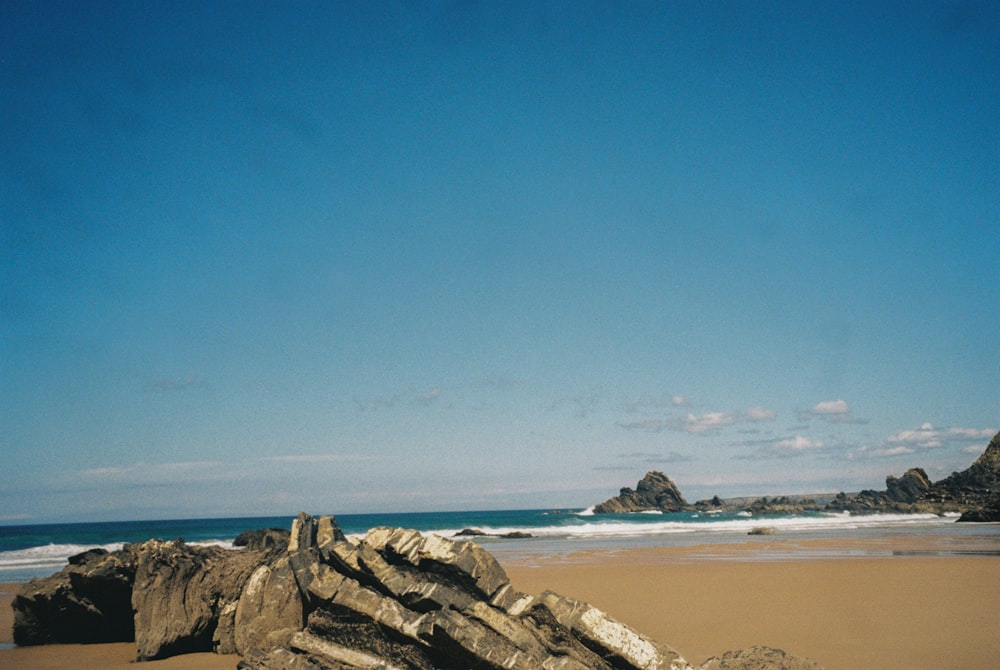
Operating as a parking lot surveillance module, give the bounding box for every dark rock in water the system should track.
[593,471,690,513]
[14,514,824,669]
[454,528,488,536]
[12,543,137,646]
[697,645,823,669]
[234,527,291,552]
[499,531,533,539]
[958,490,1000,522]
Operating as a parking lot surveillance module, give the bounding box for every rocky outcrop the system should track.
[12,545,138,645]
[593,471,690,513]
[13,513,824,669]
[827,431,1000,516]
[826,468,934,513]
[697,645,823,670]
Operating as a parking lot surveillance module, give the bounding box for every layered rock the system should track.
[593,471,690,513]
[13,513,824,669]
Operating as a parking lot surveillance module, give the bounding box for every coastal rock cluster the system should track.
[594,431,1000,519]
[12,512,821,669]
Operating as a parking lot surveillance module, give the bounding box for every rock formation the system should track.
[698,645,822,670]
[593,471,690,513]
[827,430,1000,516]
[600,430,1000,519]
[12,513,822,669]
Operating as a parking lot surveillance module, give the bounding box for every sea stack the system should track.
[593,471,690,513]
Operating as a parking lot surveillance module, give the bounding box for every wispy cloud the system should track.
[623,392,690,413]
[798,399,866,424]
[353,387,445,411]
[75,460,229,483]
[617,418,668,432]
[847,424,995,460]
[669,411,738,433]
[258,454,373,464]
[149,376,198,392]
[745,406,776,422]
[667,407,776,434]
[414,387,442,404]
[595,450,693,470]
[886,423,995,449]
[738,435,824,459]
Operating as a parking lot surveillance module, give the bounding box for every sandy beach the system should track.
[2,535,998,670]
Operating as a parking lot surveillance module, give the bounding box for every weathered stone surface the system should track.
[234,557,305,655]
[534,590,689,670]
[697,645,823,670]
[594,471,690,514]
[131,538,264,659]
[12,544,137,645]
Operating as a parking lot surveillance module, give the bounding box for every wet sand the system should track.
[2,534,998,669]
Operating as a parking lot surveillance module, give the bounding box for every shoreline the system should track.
[3,533,999,669]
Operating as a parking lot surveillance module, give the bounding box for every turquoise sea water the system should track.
[2,508,998,583]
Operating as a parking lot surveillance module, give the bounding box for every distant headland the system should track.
[593,431,1000,521]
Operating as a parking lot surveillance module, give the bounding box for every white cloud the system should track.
[798,399,866,424]
[745,406,776,422]
[738,435,824,459]
[810,399,850,415]
[769,436,823,456]
[885,424,996,450]
[671,395,689,406]
[946,427,996,440]
[669,411,738,433]
[665,406,776,433]
[887,423,942,448]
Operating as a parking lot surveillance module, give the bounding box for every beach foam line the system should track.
[349,511,956,543]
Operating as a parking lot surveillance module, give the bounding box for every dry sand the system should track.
[2,535,998,670]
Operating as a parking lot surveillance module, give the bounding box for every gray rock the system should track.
[697,645,823,670]
[593,471,690,514]
[234,556,305,655]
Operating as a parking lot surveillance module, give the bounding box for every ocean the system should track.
[2,508,998,584]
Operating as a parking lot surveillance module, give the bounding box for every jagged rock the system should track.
[885,468,932,503]
[827,431,1000,515]
[593,471,690,513]
[12,544,137,645]
[697,645,823,669]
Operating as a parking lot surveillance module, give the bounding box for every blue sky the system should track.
[2,1,997,523]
